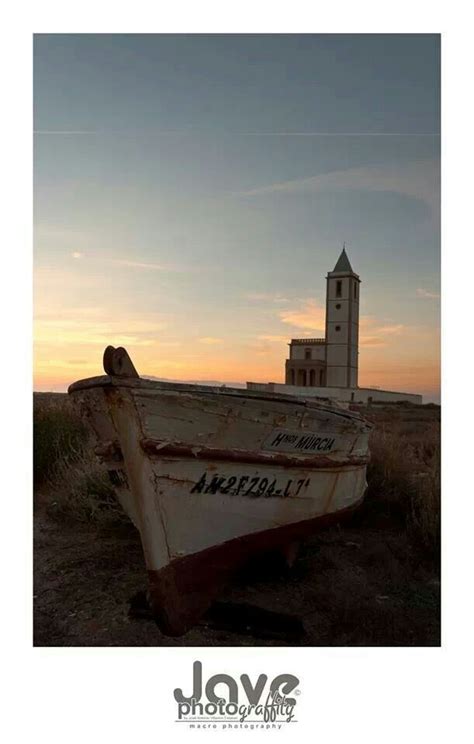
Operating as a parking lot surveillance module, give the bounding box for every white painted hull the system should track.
[69,346,372,634]
[144,456,367,560]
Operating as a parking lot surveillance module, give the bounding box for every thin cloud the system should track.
[111,259,173,271]
[34,129,440,138]
[108,258,200,273]
[279,299,326,333]
[359,336,386,348]
[198,337,223,345]
[57,251,191,273]
[416,288,440,299]
[242,132,440,137]
[34,128,201,137]
[35,306,106,320]
[257,334,290,342]
[35,358,98,370]
[34,313,169,349]
[376,324,405,335]
[238,159,440,216]
[245,292,292,303]
[34,130,97,135]
[360,319,404,347]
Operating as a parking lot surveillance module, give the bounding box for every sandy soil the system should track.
[34,503,440,647]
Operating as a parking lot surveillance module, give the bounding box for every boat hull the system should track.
[69,354,372,636]
[138,449,367,562]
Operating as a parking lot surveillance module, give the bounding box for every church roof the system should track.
[332,247,354,273]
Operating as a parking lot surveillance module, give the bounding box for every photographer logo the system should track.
[173,661,300,730]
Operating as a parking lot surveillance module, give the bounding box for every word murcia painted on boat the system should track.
[263,428,338,453]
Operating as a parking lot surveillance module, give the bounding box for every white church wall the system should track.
[290,346,304,361]
[327,302,348,321]
[290,344,326,361]
[246,381,422,405]
[326,322,349,344]
[325,368,347,387]
[326,345,347,366]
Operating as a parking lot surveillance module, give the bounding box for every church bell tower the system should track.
[325,247,360,388]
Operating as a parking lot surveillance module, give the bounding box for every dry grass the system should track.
[34,394,88,487]
[34,393,125,524]
[362,410,440,557]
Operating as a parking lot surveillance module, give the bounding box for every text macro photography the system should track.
[33,33,440,649]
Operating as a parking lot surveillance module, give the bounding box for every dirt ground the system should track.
[34,500,440,647]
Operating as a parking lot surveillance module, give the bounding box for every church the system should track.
[247,249,422,405]
[285,247,359,390]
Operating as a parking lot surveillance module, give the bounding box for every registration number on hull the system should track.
[190,472,311,499]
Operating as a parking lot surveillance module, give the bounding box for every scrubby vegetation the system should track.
[34,393,123,523]
[363,417,440,557]
[34,394,88,487]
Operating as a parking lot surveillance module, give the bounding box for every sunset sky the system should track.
[34,34,440,401]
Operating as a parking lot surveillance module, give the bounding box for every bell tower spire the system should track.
[325,246,360,388]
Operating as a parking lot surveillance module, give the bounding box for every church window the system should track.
[305,348,311,360]
[354,282,357,299]
[335,303,341,309]
[335,325,341,332]
[336,280,342,297]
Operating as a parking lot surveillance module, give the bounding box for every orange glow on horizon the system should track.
[34,279,440,399]
[34,343,440,400]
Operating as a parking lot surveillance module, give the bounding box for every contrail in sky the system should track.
[34,129,440,137]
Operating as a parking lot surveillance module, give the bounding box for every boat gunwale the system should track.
[68,375,372,426]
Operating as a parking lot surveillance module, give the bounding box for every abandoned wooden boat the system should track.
[68,346,372,636]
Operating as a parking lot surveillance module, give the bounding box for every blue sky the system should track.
[34,34,440,399]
